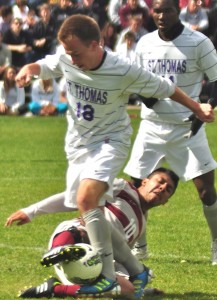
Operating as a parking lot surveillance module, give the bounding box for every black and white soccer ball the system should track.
[56,243,103,285]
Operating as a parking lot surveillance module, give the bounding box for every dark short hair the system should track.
[0,5,13,18]
[58,14,101,46]
[153,0,180,12]
[148,167,179,193]
[173,0,180,11]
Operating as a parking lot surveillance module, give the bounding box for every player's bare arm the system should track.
[171,86,215,122]
[15,63,41,87]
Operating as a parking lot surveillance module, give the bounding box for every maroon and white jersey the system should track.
[105,178,145,247]
[22,178,146,248]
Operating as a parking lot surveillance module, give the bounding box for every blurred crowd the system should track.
[0,0,217,116]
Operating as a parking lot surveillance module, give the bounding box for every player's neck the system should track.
[90,48,107,71]
[158,21,184,41]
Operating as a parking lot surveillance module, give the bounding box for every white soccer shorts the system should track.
[65,141,129,208]
[124,119,217,181]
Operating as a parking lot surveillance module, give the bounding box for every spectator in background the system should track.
[108,0,148,33]
[0,31,12,80]
[0,66,25,115]
[22,9,39,34]
[28,0,48,13]
[32,4,57,60]
[119,0,149,30]
[51,0,76,36]
[76,0,109,30]
[0,6,13,36]
[101,21,118,50]
[115,15,148,50]
[179,0,212,9]
[12,0,29,26]
[179,0,209,33]
[115,31,137,62]
[29,78,68,116]
[3,17,34,68]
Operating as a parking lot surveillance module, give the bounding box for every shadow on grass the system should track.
[143,291,217,300]
[82,291,217,300]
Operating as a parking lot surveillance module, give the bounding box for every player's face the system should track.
[62,35,99,71]
[152,0,180,33]
[139,172,175,207]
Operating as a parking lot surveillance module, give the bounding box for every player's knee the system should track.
[199,188,216,206]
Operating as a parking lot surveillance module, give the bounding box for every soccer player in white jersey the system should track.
[124,0,217,265]
[6,168,179,298]
[15,14,214,297]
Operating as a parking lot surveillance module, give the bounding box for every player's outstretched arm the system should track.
[15,63,41,87]
[5,210,30,227]
[5,192,74,227]
[171,86,215,123]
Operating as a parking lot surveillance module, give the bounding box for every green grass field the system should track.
[1,111,217,300]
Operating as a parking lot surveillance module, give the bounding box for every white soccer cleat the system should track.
[131,244,149,261]
[212,239,217,265]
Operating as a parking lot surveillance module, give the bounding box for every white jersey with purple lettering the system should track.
[37,50,175,158]
[136,27,217,124]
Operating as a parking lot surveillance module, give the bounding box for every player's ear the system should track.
[141,178,149,186]
[90,40,99,50]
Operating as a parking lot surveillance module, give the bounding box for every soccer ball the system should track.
[58,243,102,285]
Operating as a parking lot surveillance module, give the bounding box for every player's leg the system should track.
[166,126,217,264]
[18,275,134,299]
[64,146,127,294]
[193,170,217,265]
[111,224,152,298]
[77,179,118,293]
[42,218,86,267]
[124,120,166,262]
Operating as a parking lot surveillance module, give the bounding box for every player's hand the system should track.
[5,210,31,226]
[195,103,215,123]
[16,73,32,87]
[15,66,34,88]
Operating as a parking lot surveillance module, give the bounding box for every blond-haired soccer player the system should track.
[15,13,214,298]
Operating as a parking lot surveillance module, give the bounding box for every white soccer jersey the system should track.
[136,27,217,124]
[37,50,175,158]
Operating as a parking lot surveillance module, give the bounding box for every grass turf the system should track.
[0,112,217,300]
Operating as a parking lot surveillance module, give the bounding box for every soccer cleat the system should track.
[129,266,151,299]
[212,239,217,265]
[41,244,86,267]
[131,244,149,260]
[77,275,121,297]
[18,277,60,298]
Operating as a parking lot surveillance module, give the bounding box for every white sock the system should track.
[82,208,116,280]
[111,226,144,276]
[203,200,217,241]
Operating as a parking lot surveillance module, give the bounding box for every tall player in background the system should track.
[15,13,214,298]
[6,168,179,298]
[124,0,217,264]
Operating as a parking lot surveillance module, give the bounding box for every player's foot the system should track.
[130,266,152,299]
[212,239,217,265]
[41,244,86,267]
[18,277,60,298]
[77,275,121,297]
[131,244,149,260]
